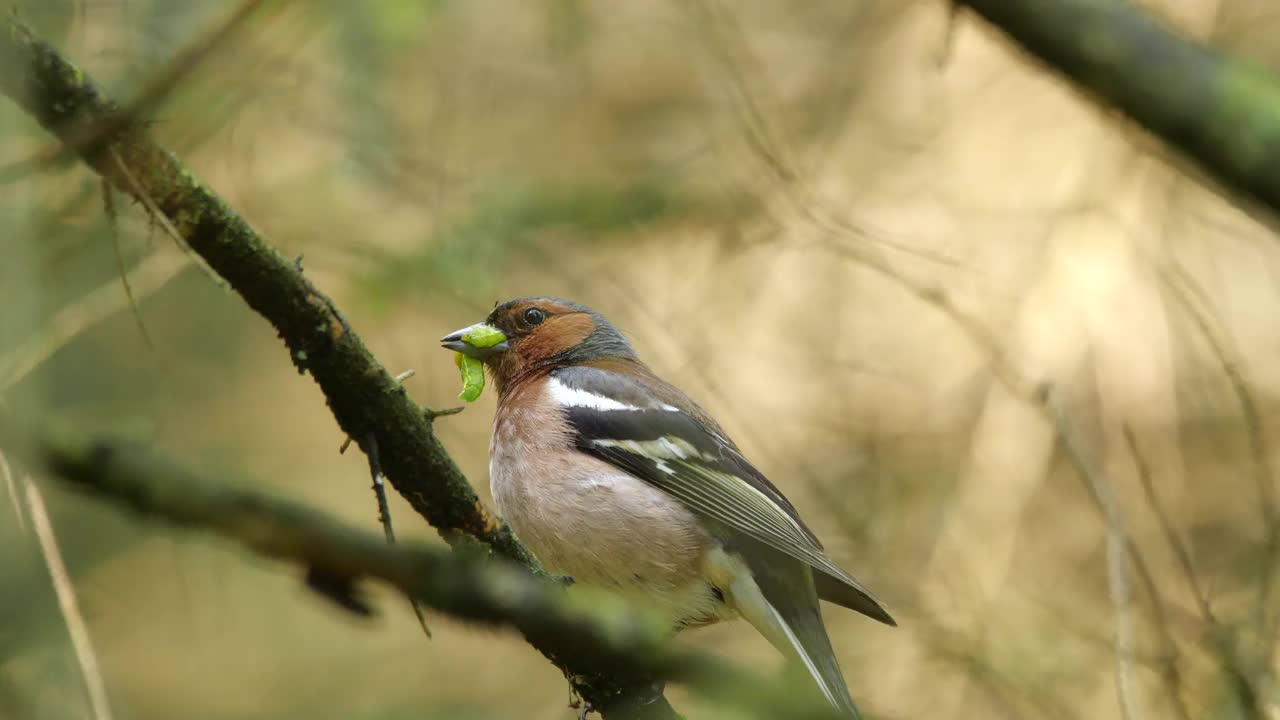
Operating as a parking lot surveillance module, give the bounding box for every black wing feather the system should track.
[550,365,887,609]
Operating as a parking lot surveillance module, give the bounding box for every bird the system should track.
[441,297,894,717]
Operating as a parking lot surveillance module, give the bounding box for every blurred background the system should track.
[3,0,1280,718]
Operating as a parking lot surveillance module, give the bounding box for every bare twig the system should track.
[24,477,115,720]
[1159,263,1278,629]
[423,405,465,421]
[363,429,432,639]
[102,178,154,349]
[1043,389,1144,720]
[107,147,222,285]
[1124,427,1213,623]
[805,239,1030,397]
[1156,266,1271,720]
[684,0,965,270]
[365,433,394,543]
[1118,428,1194,720]
[0,449,24,533]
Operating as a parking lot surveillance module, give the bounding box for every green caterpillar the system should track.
[460,323,507,348]
[450,323,506,402]
[454,352,485,402]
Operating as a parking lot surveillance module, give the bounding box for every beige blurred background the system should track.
[3,0,1280,718]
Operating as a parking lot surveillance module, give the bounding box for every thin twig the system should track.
[1043,388,1144,720]
[24,477,115,720]
[684,0,965,270]
[1121,428,1196,720]
[0,449,23,533]
[363,430,432,639]
[1156,266,1270,720]
[365,433,394,542]
[423,405,465,421]
[340,368,432,636]
[805,238,1030,397]
[102,177,154,349]
[1124,427,1213,622]
[1160,263,1278,631]
[107,147,222,286]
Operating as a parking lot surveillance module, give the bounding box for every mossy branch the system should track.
[0,16,522,562]
[0,15,672,717]
[0,416,843,720]
[960,0,1280,217]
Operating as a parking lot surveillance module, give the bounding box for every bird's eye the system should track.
[523,307,546,326]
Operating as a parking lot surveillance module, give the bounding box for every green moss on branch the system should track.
[960,0,1280,215]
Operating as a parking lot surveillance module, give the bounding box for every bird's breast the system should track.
[489,391,728,626]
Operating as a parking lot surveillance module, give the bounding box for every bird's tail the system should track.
[729,558,861,718]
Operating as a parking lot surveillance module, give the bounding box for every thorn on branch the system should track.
[365,433,393,540]
[424,405,465,422]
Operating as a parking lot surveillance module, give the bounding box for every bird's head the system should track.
[440,297,637,394]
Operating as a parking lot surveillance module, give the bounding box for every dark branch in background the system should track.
[0,16,676,718]
[958,0,1280,218]
[0,0,278,186]
[0,415,843,720]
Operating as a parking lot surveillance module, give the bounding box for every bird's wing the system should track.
[546,364,878,599]
[721,551,861,717]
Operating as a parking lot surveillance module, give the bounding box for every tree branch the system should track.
[0,15,519,561]
[0,415,842,720]
[959,0,1280,217]
[0,16,674,717]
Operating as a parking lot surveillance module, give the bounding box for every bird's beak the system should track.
[440,322,510,360]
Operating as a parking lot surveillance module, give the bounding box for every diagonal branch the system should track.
[0,16,674,717]
[0,17,520,561]
[959,0,1280,218]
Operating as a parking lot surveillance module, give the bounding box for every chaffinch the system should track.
[442,297,894,717]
